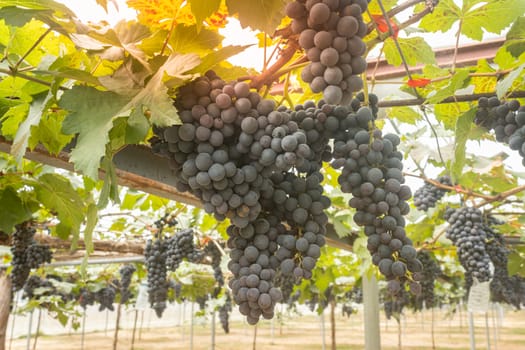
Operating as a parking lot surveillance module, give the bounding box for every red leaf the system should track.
[407,78,431,87]
[370,14,399,38]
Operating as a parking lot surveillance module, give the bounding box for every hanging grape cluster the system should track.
[10,221,53,291]
[445,207,492,290]
[144,238,169,317]
[476,97,525,165]
[166,228,203,270]
[96,286,117,311]
[286,0,369,104]
[218,293,232,334]
[413,175,452,211]
[151,70,420,323]
[484,218,525,308]
[415,250,441,308]
[79,288,96,309]
[205,240,224,294]
[119,264,136,303]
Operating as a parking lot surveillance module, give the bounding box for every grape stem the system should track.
[249,41,301,90]
[405,173,525,206]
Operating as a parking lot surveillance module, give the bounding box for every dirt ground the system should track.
[9,307,525,350]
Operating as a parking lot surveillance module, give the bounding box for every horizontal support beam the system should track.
[0,137,356,251]
[366,37,504,80]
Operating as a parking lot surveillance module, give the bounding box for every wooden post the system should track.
[252,325,257,350]
[0,271,11,350]
[130,310,138,350]
[330,300,336,350]
[210,311,215,350]
[31,309,41,350]
[362,274,381,350]
[320,312,326,350]
[468,312,476,350]
[113,303,122,350]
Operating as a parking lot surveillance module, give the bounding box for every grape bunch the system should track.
[25,243,53,269]
[413,175,452,211]
[342,304,355,317]
[445,207,492,289]
[119,264,136,303]
[22,275,53,300]
[327,106,421,294]
[165,228,203,271]
[144,239,169,317]
[79,288,96,309]
[218,293,232,333]
[10,221,52,291]
[383,286,410,320]
[475,97,522,143]
[416,250,441,308]
[286,0,369,104]
[476,97,525,165]
[204,240,224,292]
[150,71,420,323]
[484,220,524,308]
[96,286,117,311]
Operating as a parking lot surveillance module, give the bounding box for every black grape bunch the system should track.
[10,221,53,291]
[444,207,492,290]
[150,69,420,323]
[119,264,136,304]
[204,239,224,294]
[79,288,96,309]
[475,97,525,165]
[96,285,117,312]
[484,216,524,308]
[416,250,441,309]
[166,228,203,271]
[327,106,422,295]
[218,293,232,334]
[144,238,169,317]
[286,0,369,104]
[413,175,452,211]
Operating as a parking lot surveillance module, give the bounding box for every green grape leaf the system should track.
[159,25,223,55]
[0,186,34,233]
[83,202,98,254]
[460,0,525,41]
[385,106,420,125]
[508,248,525,277]
[451,108,476,182]
[226,0,285,33]
[88,20,151,71]
[118,53,201,127]
[471,59,497,93]
[34,68,101,86]
[418,0,461,33]
[419,0,525,41]
[383,37,436,66]
[189,45,251,75]
[1,103,29,140]
[0,7,53,27]
[28,111,73,155]
[505,16,525,58]
[426,69,470,104]
[434,101,473,130]
[188,0,221,31]
[496,63,525,98]
[11,92,51,163]
[35,173,85,240]
[0,0,75,20]
[126,108,150,144]
[97,151,119,208]
[59,86,129,179]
